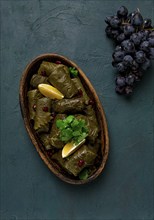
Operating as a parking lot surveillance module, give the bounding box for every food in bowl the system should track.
[19,54,109,184]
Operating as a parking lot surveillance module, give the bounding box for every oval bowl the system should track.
[19,53,109,184]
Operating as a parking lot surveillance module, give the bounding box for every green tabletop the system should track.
[0,0,153,220]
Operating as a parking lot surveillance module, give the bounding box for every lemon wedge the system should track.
[62,139,86,158]
[38,84,64,100]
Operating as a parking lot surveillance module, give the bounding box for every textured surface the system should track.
[0,0,154,220]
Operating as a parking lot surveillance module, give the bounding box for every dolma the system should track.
[40,133,53,150]
[65,145,97,176]
[72,77,90,104]
[87,122,99,143]
[48,65,78,98]
[88,140,100,154]
[27,89,42,120]
[75,114,99,143]
[34,97,52,132]
[38,61,69,76]
[52,98,85,113]
[85,106,99,138]
[30,74,49,88]
[38,61,57,76]
[84,105,98,124]
[52,150,66,168]
[50,114,66,149]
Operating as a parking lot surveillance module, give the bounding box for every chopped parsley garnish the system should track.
[56,115,88,144]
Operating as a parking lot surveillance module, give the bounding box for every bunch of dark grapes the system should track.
[105,6,154,95]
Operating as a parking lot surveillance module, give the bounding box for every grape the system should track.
[127,11,136,22]
[116,76,126,87]
[116,62,126,73]
[125,86,133,95]
[121,40,135,53]
[115,86,125,95]
[105,6,154,96]
[140,41,150,53]
[135,51,146,63]
[115,45,122,51]
[123,55,133,66]
[117,6,128,18]
[105,26,119,39]
[143,19,152,28]
[131,11,144,27]
[112,51,125,62]
[123,24,135,36]
[117,33,126,43]
[109,16,121,28]
[125,74,135,86]
[105,16,114,25]
[111,29,120,39]
[131,60,139,71]
[105,26,113,38]
[130,33,141,45]
[138,31,147,41]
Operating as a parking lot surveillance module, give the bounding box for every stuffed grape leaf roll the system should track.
[48,65,78,98]
[50,114,66,149]
[38,61,57,76]
[52,98,85,113]
[52,150,66,168]
[40,133,53,150]
[84,105,98,124]
[75,113,99,143]
[38,61,70,76]
[30,74,49,88]
[72,77,90,104]
[34,97,52,132]
[65,145,97,176]
[27,89,43,120]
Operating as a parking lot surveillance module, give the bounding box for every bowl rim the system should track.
[19,53,109,185]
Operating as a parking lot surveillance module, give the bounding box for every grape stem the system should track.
[122,22,130,25]
[122,18,125,23]
[145,28,154,30]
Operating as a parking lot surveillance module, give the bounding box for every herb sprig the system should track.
[56,115,88,144]
[69,67,78,77]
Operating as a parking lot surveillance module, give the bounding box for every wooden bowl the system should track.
[19,53,109,184]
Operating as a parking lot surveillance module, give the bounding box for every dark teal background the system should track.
[0,0,154,220]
